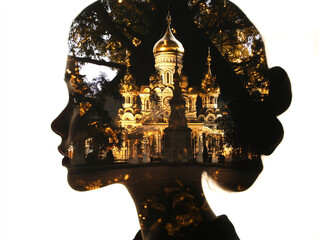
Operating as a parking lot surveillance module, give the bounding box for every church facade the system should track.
[113,14,232,163]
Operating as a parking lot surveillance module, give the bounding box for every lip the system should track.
[58,145,71,167]
[58,145,67,155]
[62,156,71,167]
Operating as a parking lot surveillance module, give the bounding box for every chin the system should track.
[206,157,263,192]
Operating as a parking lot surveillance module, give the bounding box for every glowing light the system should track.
[84,179,102,190]
[78,102,92,116]
[124,174,130,180]
[132,37,141,46]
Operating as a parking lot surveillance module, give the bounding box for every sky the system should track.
[0,0,319,239]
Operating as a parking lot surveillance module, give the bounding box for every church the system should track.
[113,13,232,163]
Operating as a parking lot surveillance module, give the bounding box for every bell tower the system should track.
[200,47,220,109]
[119,50,139,109]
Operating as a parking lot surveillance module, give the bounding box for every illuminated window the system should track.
[146,99,149,110]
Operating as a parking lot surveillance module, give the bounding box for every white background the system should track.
[0,0,318,239]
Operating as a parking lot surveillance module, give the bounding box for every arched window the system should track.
[210,96,214,104]
[189,99,192,111]
[126,96,130,103]
[146,99,149,110]
[166,72,170,84]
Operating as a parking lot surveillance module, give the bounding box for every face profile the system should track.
[51,0,291,239]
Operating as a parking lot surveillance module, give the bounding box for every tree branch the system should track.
[68,55,126,70]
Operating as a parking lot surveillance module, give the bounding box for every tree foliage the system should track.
[188,0,269,101]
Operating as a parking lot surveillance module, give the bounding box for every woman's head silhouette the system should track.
[51,0,291,238]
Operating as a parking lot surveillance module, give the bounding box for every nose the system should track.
[51,99,73,138]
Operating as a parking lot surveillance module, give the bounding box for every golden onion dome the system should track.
[153,12,184,55]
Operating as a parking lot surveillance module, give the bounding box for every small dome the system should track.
[153,13,184,55]
[119,69,138,95]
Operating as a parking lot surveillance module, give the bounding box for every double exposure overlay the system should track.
[52,1,291,238]
[59,0,272,168]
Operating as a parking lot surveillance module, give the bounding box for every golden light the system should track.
[78,102,92,116]
[83,179,103,190]
[132,37,141,46]
[124,174,130,180]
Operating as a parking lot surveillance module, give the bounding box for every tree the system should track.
[149,89,160,112]
[188,0,269,101]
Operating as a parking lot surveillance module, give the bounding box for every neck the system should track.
[125,166,217,240]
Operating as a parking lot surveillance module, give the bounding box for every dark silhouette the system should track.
[51,0,291,239]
